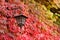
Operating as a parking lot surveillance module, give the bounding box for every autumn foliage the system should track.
[0,0,60,40]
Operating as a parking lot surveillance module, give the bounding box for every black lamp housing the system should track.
[14,15,28,28]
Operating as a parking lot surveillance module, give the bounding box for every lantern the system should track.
[14,14,28,28]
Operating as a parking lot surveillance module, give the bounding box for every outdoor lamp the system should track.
[14,14,28,28]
